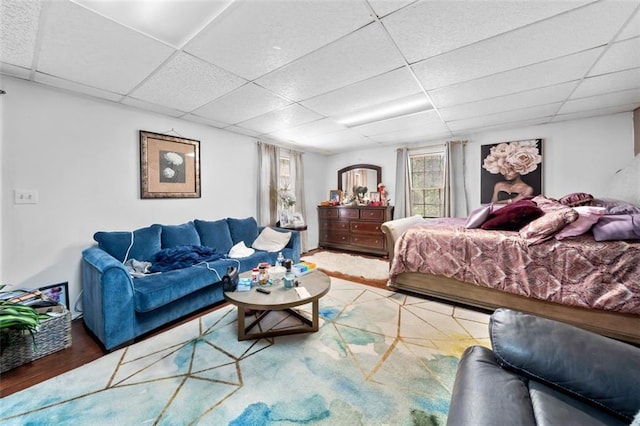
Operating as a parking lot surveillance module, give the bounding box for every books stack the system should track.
[292,261,317,276]
[1,288,64,314]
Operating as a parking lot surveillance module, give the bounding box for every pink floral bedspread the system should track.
[389,218,640,314]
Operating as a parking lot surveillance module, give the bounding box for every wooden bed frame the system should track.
[382,216,640,345]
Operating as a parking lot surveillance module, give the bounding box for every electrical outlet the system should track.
[14,189,38,204]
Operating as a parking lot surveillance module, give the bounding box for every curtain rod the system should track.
[397,140,468,152]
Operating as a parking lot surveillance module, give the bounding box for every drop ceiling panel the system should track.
[184,0,374,80]
[121,96,185,118]
[128,52,246,112]
[268,118,347,141]
[439,82,577,121]
[368,125,451,144]
[296,128,372,147]
[573,68,640,99]
[34,72,123,102]
[194,83,291,124]
[383,0,592,63]
[558,88,640,114]
[37,1,175,94]
[616,8,640,40]
[447,103,561,132]
[427,48,603,108]
[411,1,636,90]
[236,104,323,135]
[589,37,640,76]
[255,23,406,101]
[300,67,423,117]
[73,0,231,48]
[181,114,228,129]
[367,0,414,18]
[552,103,640,122]
[0,0,41,68]
[223,125,261,138]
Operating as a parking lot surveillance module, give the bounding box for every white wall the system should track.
[319,112,635,224]
[1,77,263,316]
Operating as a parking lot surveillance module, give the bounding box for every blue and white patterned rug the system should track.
[0,278,490,425]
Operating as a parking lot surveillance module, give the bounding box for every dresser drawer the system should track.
[350,221,382,234]
[339,209,360,219]
[321,220,349,231]
[319,208,339,219]
[359,209,385,221]
[321,230,349,244]
[350,234,384,249]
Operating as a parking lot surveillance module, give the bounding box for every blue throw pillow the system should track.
[160,222,201,248]
[227,217,259,247]
[94,225,161,262]
[194,219,234,254]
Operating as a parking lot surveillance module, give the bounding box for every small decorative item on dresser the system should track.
[329,190,342,205]
[369,192,381,206]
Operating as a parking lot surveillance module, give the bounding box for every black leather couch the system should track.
[447,308,640,426]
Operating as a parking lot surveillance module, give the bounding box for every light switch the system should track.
[14,189,38,204]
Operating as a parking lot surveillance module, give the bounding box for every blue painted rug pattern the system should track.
[0,278,490,425]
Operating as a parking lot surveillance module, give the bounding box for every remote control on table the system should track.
[256,288,271,294]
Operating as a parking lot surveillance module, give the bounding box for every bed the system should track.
[383,214,640,344]
[382,151,640,344]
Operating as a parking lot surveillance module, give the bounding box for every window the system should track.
[279,154,291,190]
[409,151,446,218]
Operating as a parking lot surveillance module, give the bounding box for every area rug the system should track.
[0,278,490,425]
[301,250,390,283]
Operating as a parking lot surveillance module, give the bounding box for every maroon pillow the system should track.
[481,199,544,231]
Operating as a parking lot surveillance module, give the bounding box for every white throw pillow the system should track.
[252,227,291,252]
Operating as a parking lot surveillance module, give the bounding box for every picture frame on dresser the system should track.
[140,130,201,199]
[329,190,342,203]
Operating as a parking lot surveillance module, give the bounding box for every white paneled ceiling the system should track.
[1,0,639,154]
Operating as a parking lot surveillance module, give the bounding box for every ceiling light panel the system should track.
[72,0,231,48]
[128,52,246,112]
[353,109,446,137]
[573,68,640,99]
[589,37,640,76]
[301,67,423,117]
[447,103,561,132]
[236,104,323,135]
[184,0,374,81]
[38,1,175,94]
[194,83,291,124]
[411,1,637,91]
[295,129,374,150]
[427,48,603,108]
[560,88,640,115]
[255,23,405,101]
[336,93,431,127]
[0,0,42,68]
[383,0,591,63]
[438,82,577,122]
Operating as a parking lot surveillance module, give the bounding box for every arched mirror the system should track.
[337,164,382,198]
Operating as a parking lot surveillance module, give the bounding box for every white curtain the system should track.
[257,142,280,226]
[290,150,308,252]
[394,147,411,218]
[444,140,468,218]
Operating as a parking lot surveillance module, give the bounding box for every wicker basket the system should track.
[0,308,72,373]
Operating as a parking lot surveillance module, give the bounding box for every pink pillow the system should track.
[465,204,493,228]
[555,206,607,240]
[559,192,594,207]
[520,206,578,245]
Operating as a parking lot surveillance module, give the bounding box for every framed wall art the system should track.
[480,139,543,204]
[140,130,201,199]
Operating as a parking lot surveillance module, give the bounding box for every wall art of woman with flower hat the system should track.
[480,139,543,204]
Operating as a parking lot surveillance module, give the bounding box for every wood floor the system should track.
[0,270,388,398]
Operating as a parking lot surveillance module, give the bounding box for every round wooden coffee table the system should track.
[224,270,331,341]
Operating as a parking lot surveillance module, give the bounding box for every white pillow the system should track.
[252,227,291,252]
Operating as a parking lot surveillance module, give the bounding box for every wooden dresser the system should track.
[318,205,394,257]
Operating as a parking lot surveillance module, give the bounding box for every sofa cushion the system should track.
[252,227,291,252]
[194,219,234,253]
[131,260,235,312]
[94,225,161,262]
[160,222,201,248]
[228,217,259,246]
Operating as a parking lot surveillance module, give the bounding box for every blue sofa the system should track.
[81,217,300,350]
